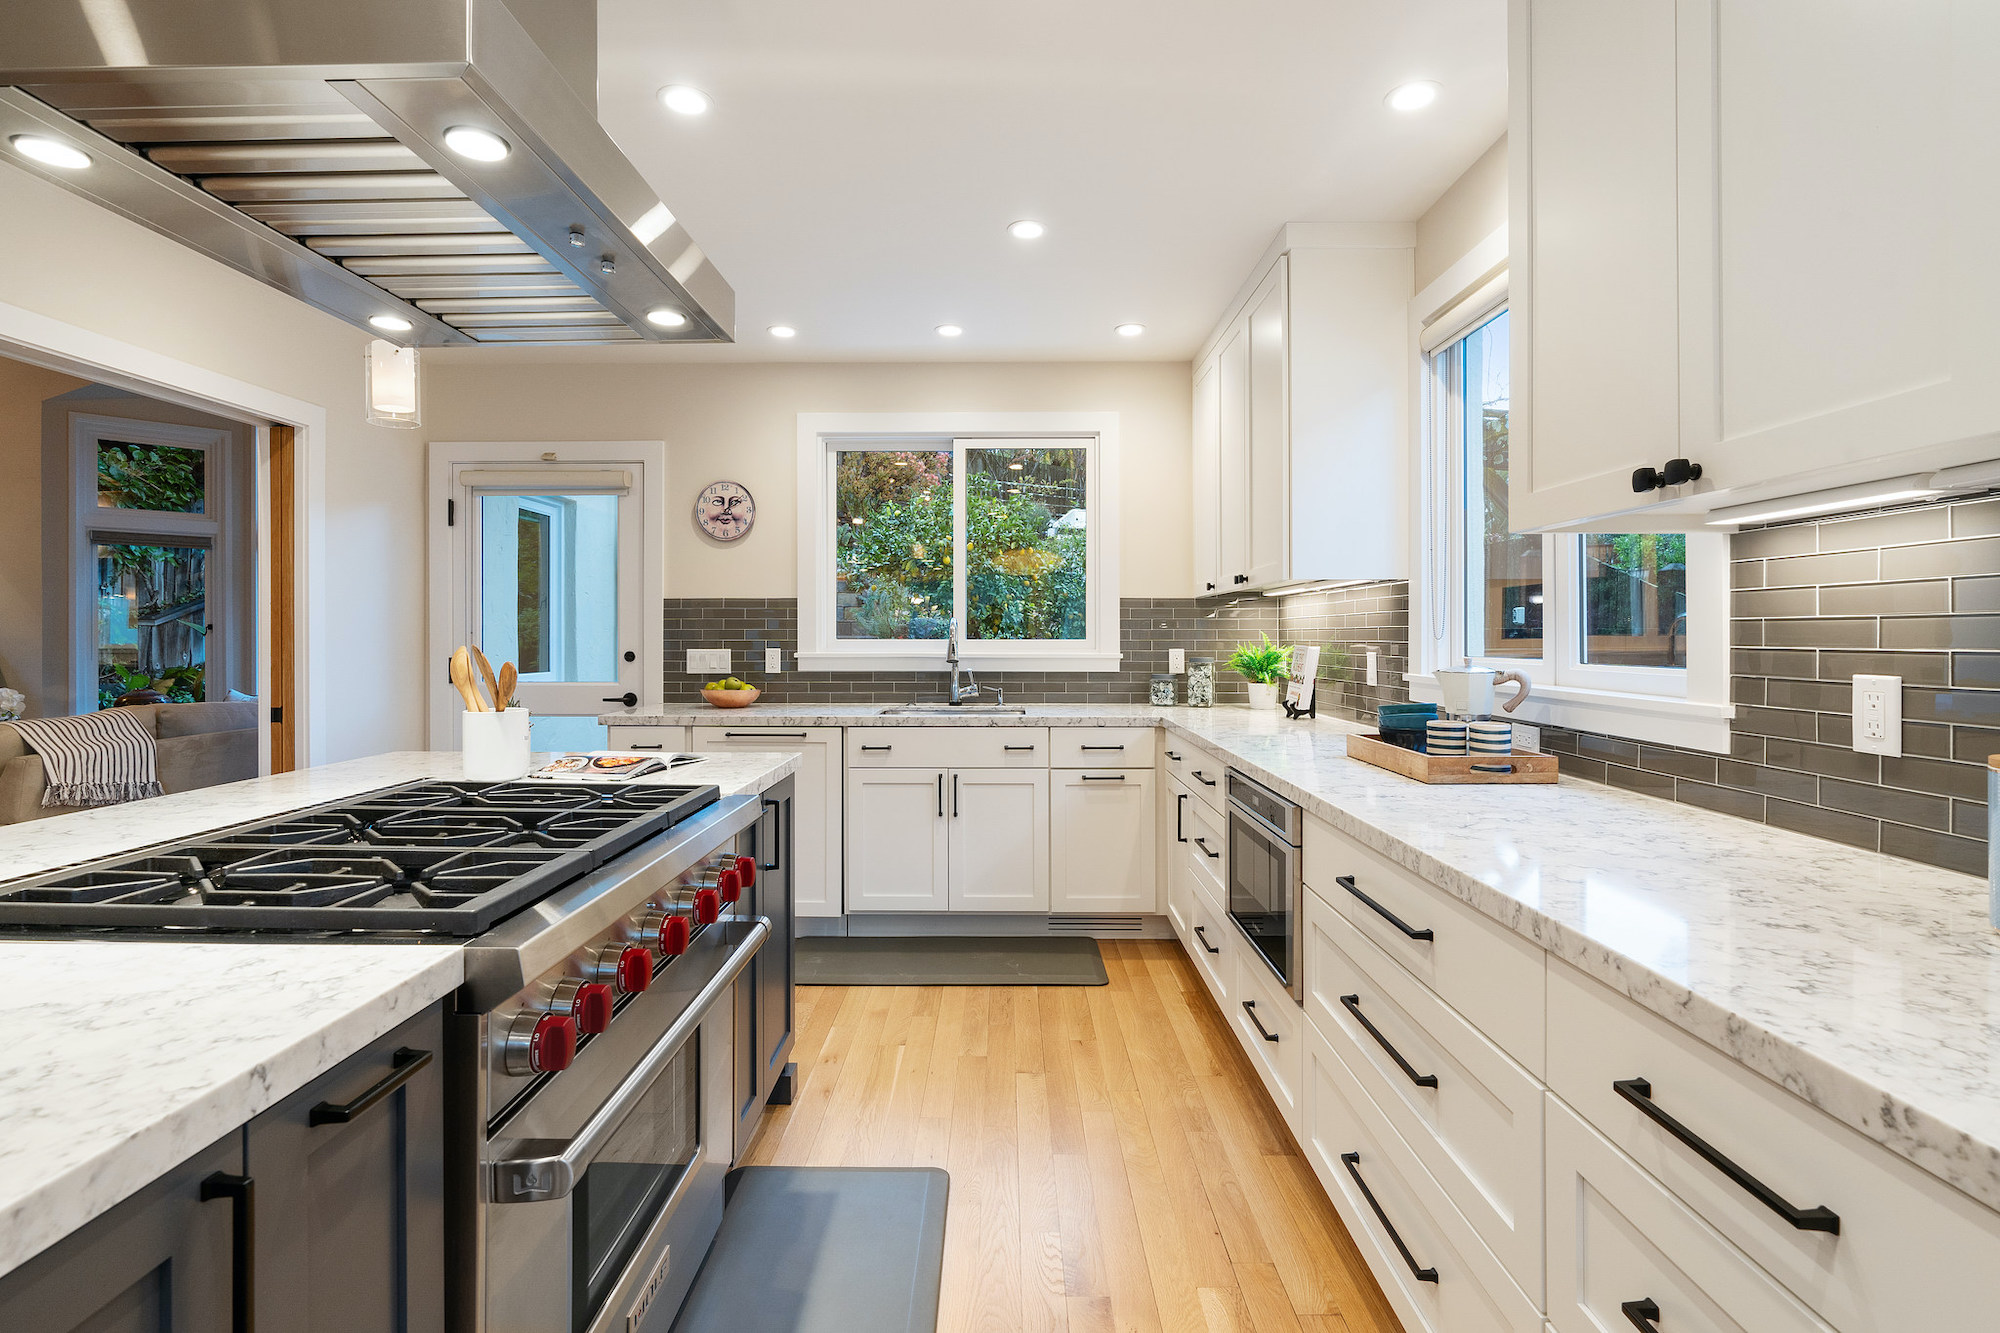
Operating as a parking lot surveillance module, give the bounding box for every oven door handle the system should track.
[488,917,771,1204]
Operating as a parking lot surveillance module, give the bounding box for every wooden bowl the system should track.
[701,687,761,709]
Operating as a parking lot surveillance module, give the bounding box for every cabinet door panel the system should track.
[1245,258,1289,588]
[845,768,949,911]
[1192,357,1223,596]
[1216,323,1251,588]
[1050,769,1156,912]
[948,768,1049,911]
[692,727,841,916]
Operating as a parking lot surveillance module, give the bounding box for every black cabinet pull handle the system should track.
[937,773,944,818]
[1176,793,1188,842]
[1621,1298,1662,1332]
[860,744,893,751]
[952,773,960,818]
[1193,924,1220,955]
[727,731,807,738]
[760,797,783,872]
[1241,1000,1280,1042]
[1003,744,1037,751]
[309,1047,432,1126]
[629,743,664,750]
[1080,774,1127,781]
[1341,1152,1437,1283]
[1613,1078,1840,1234]
[1340,996,1438,1089]
[1166,750,1182,760]
[1192,770,1217,787]
[1193,836,1220,859]
[1081,743,1126,750]
[1337,875,1433,942]
[602,693,638,707]
[201,1171,256,1333]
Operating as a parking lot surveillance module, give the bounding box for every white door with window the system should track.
[427,443,664,751]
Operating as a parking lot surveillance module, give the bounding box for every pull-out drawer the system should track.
[1049,727,1155,768]
[1547,1098,1833,1333]
[1304,886,1544,1302]
[1170,781,1227,901]
[1185,881,1233,1007]
[605,724,690,753]
[846,726,1049,768]
[1304,815,1545,1073]
[1162,738,1227,815]
[1303,1022,1541,1333]
[1548,960,2000,1333]
[1231,941,1305,1133]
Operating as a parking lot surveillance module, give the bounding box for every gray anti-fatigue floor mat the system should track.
[670,1167,950,1333]
[796,934,1109,985]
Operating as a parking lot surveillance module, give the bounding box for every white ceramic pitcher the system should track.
[1434,664,1532,720]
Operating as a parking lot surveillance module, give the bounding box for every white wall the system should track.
[0,160,427,760]
[0,356,90,702]
[1415,134,1508,291]
[422,358,1194,598]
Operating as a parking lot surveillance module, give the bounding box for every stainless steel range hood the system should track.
[0,0,734,345]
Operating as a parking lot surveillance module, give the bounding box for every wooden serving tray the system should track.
[1346,732,1559,785]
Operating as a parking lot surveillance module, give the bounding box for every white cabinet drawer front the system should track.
[846,726,1050,768]
[1304,888,1544,1301]
[1049,727,1155,768]
[1303,1023,1541,1333]
[606,724,689,752]
[1185,884,1233,1005]
[1548,960,2000,1333]
[1305,815,1545,1072]
[1163,740,1227,814]
[1547,1098,1832,1333]
[692,724,841,745]
[1230,943,1304,1133]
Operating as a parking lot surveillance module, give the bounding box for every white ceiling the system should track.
[585,0,1506,362]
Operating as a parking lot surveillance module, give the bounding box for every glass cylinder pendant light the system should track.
[364,338,421,428]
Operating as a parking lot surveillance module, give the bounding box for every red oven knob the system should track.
[659,915,690,956]
[615,946,653,994]
[695,888,720,923]
[504,1011,577,1076]
[735,855,757,889]
[717,868,741,904]
[549,979,615,1034]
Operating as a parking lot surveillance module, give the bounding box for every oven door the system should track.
[1227,803,1302,1002]
[478,919,767,1333]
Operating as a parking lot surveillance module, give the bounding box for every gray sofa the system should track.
[0,700,259,824]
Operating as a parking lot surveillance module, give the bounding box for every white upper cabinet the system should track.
[1511,0,2000,531]
[1193,225,1413,593]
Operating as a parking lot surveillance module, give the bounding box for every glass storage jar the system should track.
[1149,673,1176,706]
[1186,658,1215,708]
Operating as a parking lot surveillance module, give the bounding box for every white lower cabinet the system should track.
[1231,943,1304,1133]
[690,725,842,916]
[1303,1021,1542,1333]
[1546,1097,1833,1333]
[1185,877,1232,1004]
[844,768,951,911]
[946,769,1049,911]
[605,723,690,754]
[1050,768,1156,912]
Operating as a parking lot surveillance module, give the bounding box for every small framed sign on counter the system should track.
[1284,646,1320,719]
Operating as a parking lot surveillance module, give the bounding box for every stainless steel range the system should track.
[0,774,798,1333]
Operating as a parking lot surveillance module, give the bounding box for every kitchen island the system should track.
[0,748,799,1286]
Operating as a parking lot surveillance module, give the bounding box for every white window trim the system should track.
[796,412,1121,672]
[1406,227,1734,752]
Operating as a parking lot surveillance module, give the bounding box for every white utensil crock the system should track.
[463,707,531,781]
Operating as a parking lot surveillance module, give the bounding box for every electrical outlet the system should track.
[1365,650,1378,686]
[1513,722,1541,753]
[1852,674,1902,757]
[1168,648,1186,674]
[765,647,782,674]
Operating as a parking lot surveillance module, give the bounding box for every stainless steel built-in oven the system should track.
[1226,769,1304,1003]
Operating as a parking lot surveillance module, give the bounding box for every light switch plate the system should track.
[686,649,731,674]
[1365,650,1378,686]
[1852,674,1902,756]
[765,647,782,673]
[1168,648,1186,674]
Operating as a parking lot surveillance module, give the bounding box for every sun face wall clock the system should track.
[695,480,755,541]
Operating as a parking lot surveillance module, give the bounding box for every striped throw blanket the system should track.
[4,709,165,808]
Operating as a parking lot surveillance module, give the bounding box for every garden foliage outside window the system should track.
[93,440,211,708]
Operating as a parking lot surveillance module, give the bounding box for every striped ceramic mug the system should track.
[1425,720,1469,755]
[1468,720,1513,754]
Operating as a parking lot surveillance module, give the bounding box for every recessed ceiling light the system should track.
[1115,323,1145,337]
[10,135,91,170]
[368,314,413,332]
[646,308,688,328]
[1386,81,1440,112]
[936,324,963,338]
[1007,219,1045,241]
[443,126,510,162]
[768,325,796,338]
[659,86,711,116]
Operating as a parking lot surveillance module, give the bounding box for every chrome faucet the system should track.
[945,618,981,704]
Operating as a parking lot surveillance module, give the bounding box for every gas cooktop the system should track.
[0,779,721,936]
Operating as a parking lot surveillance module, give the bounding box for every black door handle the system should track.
[1622,1298,1662,1332]
[629,743,664,750]
[1337,875,1433,941]
[1193,924,1220,955]
[309,1047,432,1125]
[1176,793,1187,842]
[937,773,944,818]
[1192,770,1217,787]
[1339,996,1437,1089]
[760,797,783,871]
[727,731,807,738]
[952,773,959,818]
[1166,750,1182,760]
[1193,836,1220,859]
[1003,744,1037,751]
[1081,743,1126,750]
[201,1171,256,1333]
[603,692,638,707]
[1613,1078,1840,1233]
[1341,1152,1436,1283]
[1241,1000,1280,1042]
[860,744,893,752]
[1080,774,1127,781]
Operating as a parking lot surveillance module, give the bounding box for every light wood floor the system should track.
[742,938,1403,1333]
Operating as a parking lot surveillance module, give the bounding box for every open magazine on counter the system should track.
[525,751,683,782]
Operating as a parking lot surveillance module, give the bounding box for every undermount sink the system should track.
[876,704,1028,715]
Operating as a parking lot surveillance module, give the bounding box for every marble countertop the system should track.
[0,748,798,1279]
[630,702,2000,1212]
[604,702,1175,727]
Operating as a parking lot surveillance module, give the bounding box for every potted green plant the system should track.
[1225,633,1293,709]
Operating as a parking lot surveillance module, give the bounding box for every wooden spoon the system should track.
[496,662,517,710]
[470,645,501,712]
[449,646,485,713]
